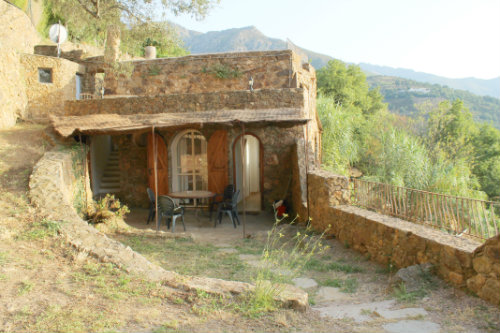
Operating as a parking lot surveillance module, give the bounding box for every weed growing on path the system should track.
[240,216,330,317]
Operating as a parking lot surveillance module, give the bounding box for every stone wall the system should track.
[63,88,304,116]
[0,1,40,128]
[466,235,500,304]
[20,54,84,120]
[306,168,500,305]
[108,123,303,211]
[104,50,296,96]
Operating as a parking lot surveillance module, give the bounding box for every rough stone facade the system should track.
[105,50,299,96]
[112,123,304,211]
[467,235,500,304]
[20,54,84,120]
[58,49,322,216]
[306,169,500,305]
[0,1,40,128]
[63,88,305,116]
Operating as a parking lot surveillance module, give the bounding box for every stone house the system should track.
[49,46,322,212]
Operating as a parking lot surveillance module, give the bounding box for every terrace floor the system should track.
[118,207,500,333]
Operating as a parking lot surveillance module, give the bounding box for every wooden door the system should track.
[147,133,169,195]
[207,130,228,194]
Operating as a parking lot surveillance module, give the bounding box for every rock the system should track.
[292,277,318,290]
[466,274,486,293]
[383,320,440,333]
[473,256,492,275]
[478,278,500,305]
[448,271,464,286]
[391,263,434,292]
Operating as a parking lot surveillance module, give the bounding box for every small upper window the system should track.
[38,68,52,83]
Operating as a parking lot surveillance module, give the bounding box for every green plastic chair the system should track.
[158,195,185,232]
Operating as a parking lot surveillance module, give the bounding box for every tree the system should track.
[472,123,500,199]
[46,0,219,54]
[317,59,386,116]
[425,99,478,163]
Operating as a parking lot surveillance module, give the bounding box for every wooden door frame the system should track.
[147,131,169,195]
[232,132,264,210]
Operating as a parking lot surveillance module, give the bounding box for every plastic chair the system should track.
[146,187,155,224]
[158,195,186,232]
[209,184,235,220]
[216,190,240,228]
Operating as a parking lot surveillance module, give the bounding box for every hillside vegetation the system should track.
[368,75,500,129]
[318,60,500,201]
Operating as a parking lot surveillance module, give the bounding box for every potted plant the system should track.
[143,38,160,59]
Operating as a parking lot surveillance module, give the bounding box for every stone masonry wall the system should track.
[0,1,40,128]
[20,54,84,120]
[110,123,303,211]
[105,50,295,96]
[307,169,500,305]
[63,88,304,117]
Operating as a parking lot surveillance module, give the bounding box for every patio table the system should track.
[168,190,215,219]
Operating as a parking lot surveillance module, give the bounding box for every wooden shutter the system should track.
[207,130,228,194]
[147,133,169,195]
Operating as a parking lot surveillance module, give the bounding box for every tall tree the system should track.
[425,99,478,163]
[317,59,385,116]
[46,0,219,54]
[472,123,500,199]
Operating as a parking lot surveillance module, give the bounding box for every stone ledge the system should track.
[336,205,480,253]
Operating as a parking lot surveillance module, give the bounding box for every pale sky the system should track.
[167,0,500,80]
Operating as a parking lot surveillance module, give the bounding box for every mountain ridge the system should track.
[173,24,499,99]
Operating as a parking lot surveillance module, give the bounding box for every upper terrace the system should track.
[103,49,316,96]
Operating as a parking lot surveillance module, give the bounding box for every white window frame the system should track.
[170,129,208,192]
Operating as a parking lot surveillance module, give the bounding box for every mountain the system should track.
[174,25,499,99]
[367,76,500,128]
[173,24,333,69]
[360,63,500,99]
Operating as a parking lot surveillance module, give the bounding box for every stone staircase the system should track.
[99,150,120,194]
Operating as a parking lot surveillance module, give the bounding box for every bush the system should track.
[87,194,130,224]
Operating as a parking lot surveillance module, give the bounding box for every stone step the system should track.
[101,176,120,182]
[101,181,120,187]
[99,187,120,193]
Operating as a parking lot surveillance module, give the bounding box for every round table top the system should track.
[167,190,214,199]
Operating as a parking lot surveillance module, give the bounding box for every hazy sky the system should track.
[167,0,500,80]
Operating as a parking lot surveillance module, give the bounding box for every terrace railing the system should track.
[351,178,500,240]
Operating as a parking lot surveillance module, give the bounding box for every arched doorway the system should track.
[171,129,208,193]
[233,134,262,212]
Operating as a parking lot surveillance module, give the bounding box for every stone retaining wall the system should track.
[63,88,304,116]
[307,168,500,305]
[29,148,308,310]
[104,50,300,96]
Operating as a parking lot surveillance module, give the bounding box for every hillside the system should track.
[368,76,500,128]
[361,63,500,99]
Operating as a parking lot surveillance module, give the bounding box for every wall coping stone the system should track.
[335,205,480,253]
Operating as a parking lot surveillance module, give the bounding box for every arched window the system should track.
[171,129,208,192]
